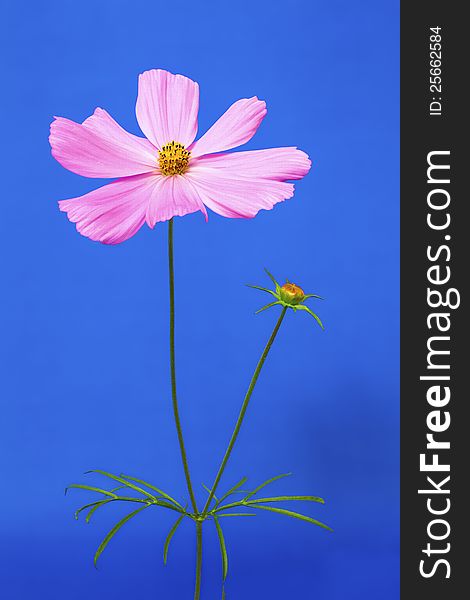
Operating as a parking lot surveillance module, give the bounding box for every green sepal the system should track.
[246,284,279,299]
[255,301,281,314]
[264,268,281,293]
[296,305,324,329]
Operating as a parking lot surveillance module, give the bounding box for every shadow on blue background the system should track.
[0,0,399,598]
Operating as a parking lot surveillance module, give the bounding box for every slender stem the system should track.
[194,521,203,600]
[168,218,198,514]
[202,306,288,515]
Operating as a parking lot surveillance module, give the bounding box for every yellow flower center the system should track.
[158,141,190,176]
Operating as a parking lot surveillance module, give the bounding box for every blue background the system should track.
[0,0,399,598]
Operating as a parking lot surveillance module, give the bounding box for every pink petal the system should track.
[185,167,294,219]
[191,147,311,180]
[59,173,161,244]
[189,97,267,158]
[146,176,207,228]
[50,108,157,178]
[135,69,199,149]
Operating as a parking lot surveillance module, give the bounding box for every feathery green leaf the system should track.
[86,499,114,523]
[213,516,229,581]
[75,500,107,520]
[202,484,218,504]
[216,513,257,518]
[94,504,150,567]
[247,495,325,505]
[120,474,183,509]
[212,500,246,513]
[66,484,117,498]
[163,512,186,565]
[243,473,292,501]
[251,504,332,531]
[86,470,157,502]
[215,477,248,508]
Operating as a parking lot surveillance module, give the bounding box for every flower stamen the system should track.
[158,141,190,176]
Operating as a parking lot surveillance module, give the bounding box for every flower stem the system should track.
[202,306,288,515]
[168,218,198,515]
[194,521,203,600]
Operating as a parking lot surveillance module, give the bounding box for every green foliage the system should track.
[202,483,219,503]
[163,512,186,565]
[242,473,292,500]
[66,484,118,498]
[216,513,256,518]
[203,469,332,597]
[94,504,151,567]
[86,500,114,524]
[248,495,325,505]
[68,469,331,593]
[214,477,248,508]
[250,505,333,531]
[68,471,189,568]
[120,473,184,509]
[213,516,228,581]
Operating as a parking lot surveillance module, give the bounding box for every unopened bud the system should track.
[280,282,305,305]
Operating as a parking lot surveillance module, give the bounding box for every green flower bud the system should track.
[248,269,324,330]
[279,282,305,305]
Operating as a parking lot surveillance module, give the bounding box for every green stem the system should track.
[202,306,288,516]
[168,218,198,515]
[194,521,203,600]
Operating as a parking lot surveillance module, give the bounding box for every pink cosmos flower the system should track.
[50,69,311,245]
